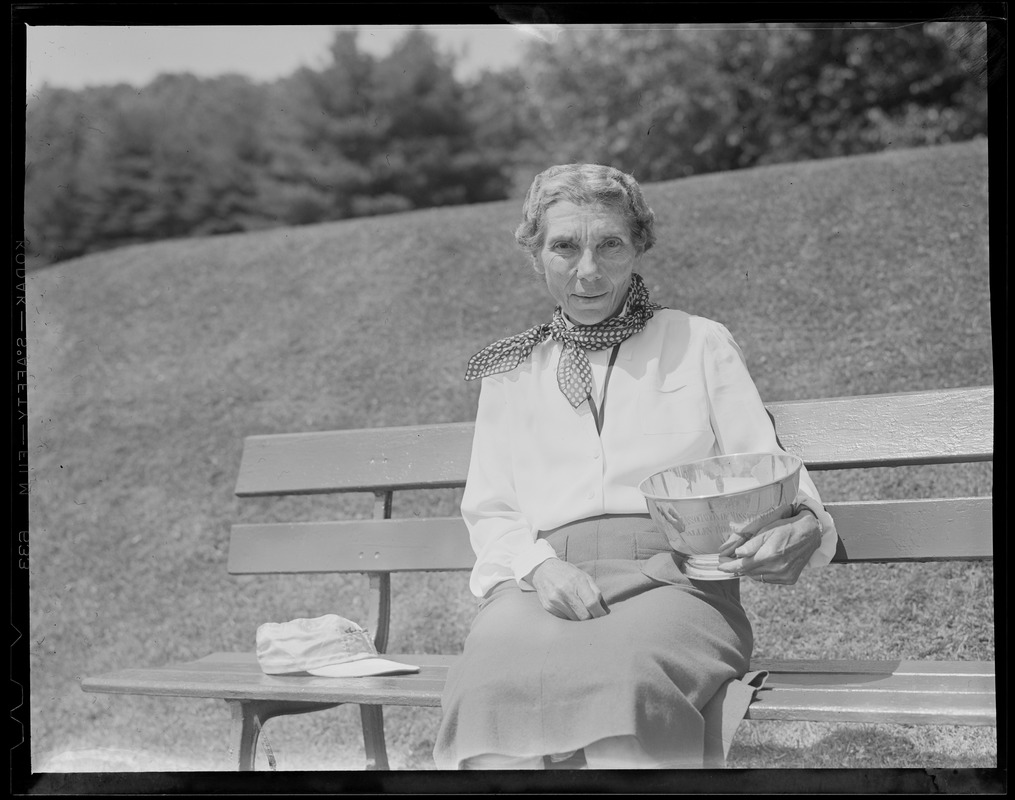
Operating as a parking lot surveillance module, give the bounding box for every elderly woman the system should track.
[433,164,838,770]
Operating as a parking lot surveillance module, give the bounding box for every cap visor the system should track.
[307,658,421,678]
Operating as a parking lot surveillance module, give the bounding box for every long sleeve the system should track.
[461,374,558,597]
[701,321,839,566]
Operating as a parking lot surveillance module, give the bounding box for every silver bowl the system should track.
[639,452,803,580]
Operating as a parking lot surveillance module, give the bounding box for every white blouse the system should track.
[462,309,839,598]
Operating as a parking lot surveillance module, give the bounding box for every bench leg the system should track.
[228,700,263,771]
[226,700,341,771]
[360,704,390,770]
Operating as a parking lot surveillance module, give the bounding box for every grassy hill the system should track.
[25,139,993,773]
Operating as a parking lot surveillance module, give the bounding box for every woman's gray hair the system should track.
[514,164,656,258]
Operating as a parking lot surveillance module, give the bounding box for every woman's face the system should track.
[536,201,643,326]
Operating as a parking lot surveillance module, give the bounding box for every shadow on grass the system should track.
[728,721,997,769]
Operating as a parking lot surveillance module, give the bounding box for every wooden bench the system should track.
[81,385,995,771]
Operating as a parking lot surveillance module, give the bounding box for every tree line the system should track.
[24,22,987,264]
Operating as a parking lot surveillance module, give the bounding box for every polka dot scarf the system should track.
[464,273,663,408]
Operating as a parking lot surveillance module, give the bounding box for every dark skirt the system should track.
[433,514,764,769]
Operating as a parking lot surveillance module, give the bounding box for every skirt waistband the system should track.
[536,513,654,540]
[537,513,669,564]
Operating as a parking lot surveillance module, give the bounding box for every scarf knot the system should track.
[464,273,663,408]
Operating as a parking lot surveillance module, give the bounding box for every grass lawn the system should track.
[24,139,993,774]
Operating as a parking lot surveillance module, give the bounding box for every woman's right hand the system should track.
[528,558,609,621]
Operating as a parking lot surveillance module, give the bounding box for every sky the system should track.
[23,24,548,96]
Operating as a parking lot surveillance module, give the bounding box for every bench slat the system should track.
[186,652,985,678]
[759,670,995,694]
[81,660,449,707]
[235,422,475,496]
[234,387,993,496]
[768,385,993,470]
[746,688,995,725]
[752,658,994,677]
[828,497,992,561]
[80,654,995,725]
[227,497,991,574]
[228,518,474,574]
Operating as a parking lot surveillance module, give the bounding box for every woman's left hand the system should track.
[715,510,823,585]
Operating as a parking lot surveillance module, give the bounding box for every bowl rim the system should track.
[638,451,804,502]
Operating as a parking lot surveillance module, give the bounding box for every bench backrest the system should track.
[229,385,993,649]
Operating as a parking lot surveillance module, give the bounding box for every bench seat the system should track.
[82,653,996,727]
